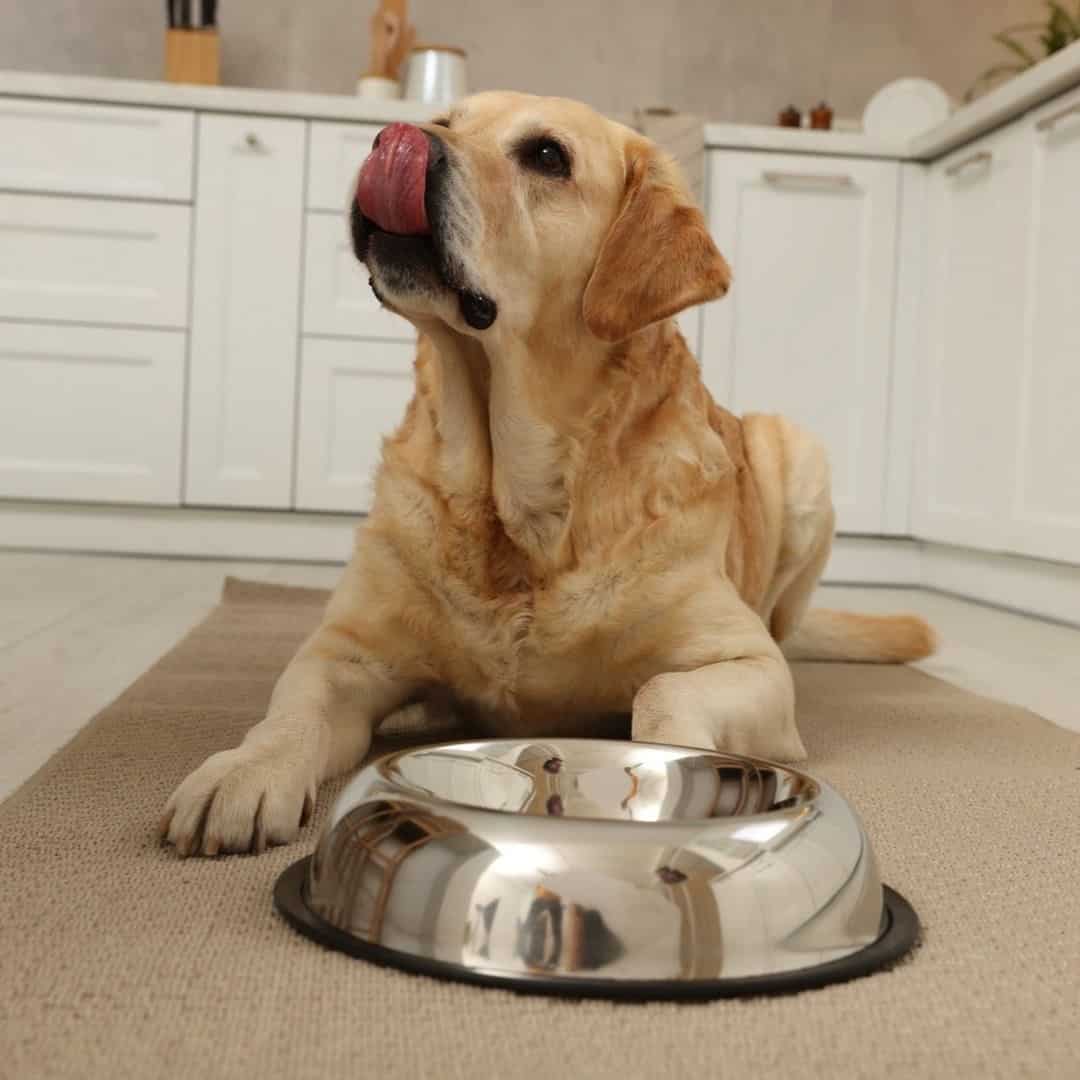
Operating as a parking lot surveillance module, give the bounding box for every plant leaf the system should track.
[1045,1,1080,38]
[993,31,1039,65]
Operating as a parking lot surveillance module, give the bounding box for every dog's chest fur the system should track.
[366,328,769,726]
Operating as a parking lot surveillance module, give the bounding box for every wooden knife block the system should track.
[165,29,220,86]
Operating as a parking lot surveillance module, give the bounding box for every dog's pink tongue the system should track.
[356,123,430,236]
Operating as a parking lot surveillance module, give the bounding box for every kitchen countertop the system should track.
[708,38,1080,160]
[0,69,435,125]
[3,37,1080,160]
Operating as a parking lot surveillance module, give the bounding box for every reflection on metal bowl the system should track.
[274,739,919,999]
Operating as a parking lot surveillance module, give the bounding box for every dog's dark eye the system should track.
[519,137,572,179]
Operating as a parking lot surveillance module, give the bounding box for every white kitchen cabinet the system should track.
[1011,88,1080,564]
[701,151,900,533]
[302,212,415,340]
[185,114,306,509]
[912,124,1033,552]
[0,193,190,328]
[0,322,185,504]
[294,337,416,512]
[0,97,194,201]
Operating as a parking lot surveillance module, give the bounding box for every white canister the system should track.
[403,46,467,105]
[356,75,402,100]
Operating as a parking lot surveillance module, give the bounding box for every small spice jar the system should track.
[778,105,802,128]
[810,101,834,130]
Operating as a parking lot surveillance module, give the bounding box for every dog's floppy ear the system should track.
[583,142,731,343]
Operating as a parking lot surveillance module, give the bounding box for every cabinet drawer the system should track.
[0,97,194,201]
[0,322,185,504]
[302,212,415,340]
[0,194,191,328]
[295,337,416,512]
[308,121,382,211]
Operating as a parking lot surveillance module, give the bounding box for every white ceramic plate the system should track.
[863,78,951,140]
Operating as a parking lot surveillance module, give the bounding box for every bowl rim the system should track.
[349,736,823,829]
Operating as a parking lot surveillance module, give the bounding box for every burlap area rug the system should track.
[1,579,1078,1079]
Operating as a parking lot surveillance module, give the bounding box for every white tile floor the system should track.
[1,551,1078,801]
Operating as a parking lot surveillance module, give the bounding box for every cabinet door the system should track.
[701,152,899,533]
[294,337,416,513]
[185,115,306,509]
[913,125,1032,551]
[1012,89,1080,564]
[0,322,184,504]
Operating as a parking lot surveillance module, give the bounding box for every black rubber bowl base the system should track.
[273,855,920,1001]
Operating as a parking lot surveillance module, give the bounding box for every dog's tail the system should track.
[781,609,937,663]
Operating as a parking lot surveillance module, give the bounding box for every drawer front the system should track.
[295,337,416,512]
[303,212,415,340]
[0,97,194,201]
[0,194,191,328]
[308,122,382,211]
[0,321,185,504]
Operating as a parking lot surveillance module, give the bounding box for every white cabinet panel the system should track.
[308,122,381,212]
[185,114,306,509]
[0,97,194,201]
[0,322,184,504]
[914,124,1032,551]
[295,337,415,512]
[0,194,190,328]
[302,212,415,340]
[1013,88,1080,564]
[702,152,899,533]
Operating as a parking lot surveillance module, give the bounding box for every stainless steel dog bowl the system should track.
[275,739,919,999]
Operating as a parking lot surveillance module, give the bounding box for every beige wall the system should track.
[0,1,1041,123]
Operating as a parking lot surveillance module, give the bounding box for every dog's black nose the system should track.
[459,290,497,330]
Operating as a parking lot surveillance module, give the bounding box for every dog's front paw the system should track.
[631,673,808,762]
[159,746,316,857]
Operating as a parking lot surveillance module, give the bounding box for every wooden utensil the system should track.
[367,0,414,80]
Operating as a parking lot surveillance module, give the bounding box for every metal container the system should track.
[402,45,466,105]
[275,739,919,999]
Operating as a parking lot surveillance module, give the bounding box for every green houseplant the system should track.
[967,1,1080,101]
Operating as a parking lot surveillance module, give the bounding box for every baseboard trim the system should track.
[823,536,923,586]
[2,500,1077,626]
[918,543,1080,629]
[0,500,358,562]
[826,535,1080,628]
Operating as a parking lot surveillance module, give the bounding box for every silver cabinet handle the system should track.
[1036,101,1080,132]
[762,170,854,188]
[244,132,266,152]
[945,150,992,177]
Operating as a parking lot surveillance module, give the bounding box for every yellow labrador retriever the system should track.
[161,92,934,857]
